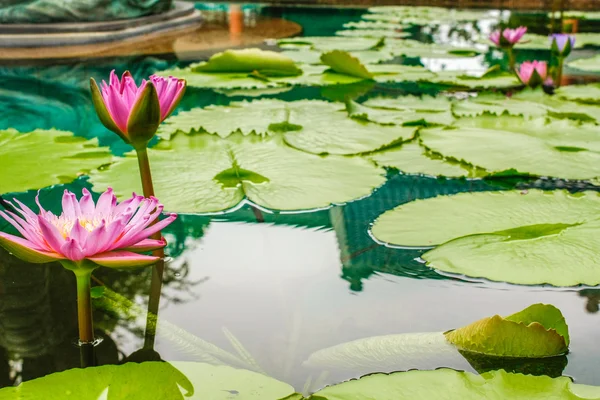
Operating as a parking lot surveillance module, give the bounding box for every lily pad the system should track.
[555,84,600,104]
[278,36,384,51]
[306,303,569,375]
[321,50,374,79]
[349,99,454,126]
[310,369,600,400]
[445,304,569,358]
[192,48,302,77]
[335,29,410,38]
[372,190,600,286]
[419,117,600,180]
[383,40,481,59]
[370,141,476,177]
[344,20,407,29]
[89,133,386,213]
[429,71,521,89]
[155,66,280,90]
[280,49,394,65]
[365,95,453,112]
[0,361,295,400]
[372,190,600,247]
[568,55,600,72]
[0,129,111,195]
[452,93,550,118]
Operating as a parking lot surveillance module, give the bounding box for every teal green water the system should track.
[1,3,600,396]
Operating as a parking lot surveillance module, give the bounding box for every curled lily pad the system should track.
[90,133,386,213]
[0,129,112,195]
[321,50,374,79]
[445,304,569,358]
[192,48,302,77]
[372,190,600,286]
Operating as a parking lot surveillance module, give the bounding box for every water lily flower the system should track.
[0,188,176,344]
[489,26,527,48]
[516,61,548,88]
[550,33,575,58]
[0,188,176,270]
[90,70,186,149]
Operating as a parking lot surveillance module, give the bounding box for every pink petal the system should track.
[122,213,177,247]
[12,199,39,225]
[0,231,63,264]
[95,188,117,218]
[112,193,144,217]
[124,238,167,252]
[79,188,95,216]
[69,219,88,245]
[61,190,81,219]
[88,251,160,269]
[0,210,46,250]
[60,238,85,261]
[105,85,130,134]
[94,216,129,253]
[38,216,66,253]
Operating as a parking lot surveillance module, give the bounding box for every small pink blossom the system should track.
[490,26,527,47]
[517,61,548,88]
[91,70,186,147]
[0,188,177,269]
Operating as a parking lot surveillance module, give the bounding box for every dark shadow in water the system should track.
[459,350,568,378]
[579,289,600,314]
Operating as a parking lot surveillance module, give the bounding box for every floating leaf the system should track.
[452,93,549,118]
[309,368,600,400]
[383,40,481,59]
[568,55,600,72]
[90,133,385,213]
[335,29,410,38]
[344,20,407,29]
[349,99,454,126]
[419,116,600,180]
[0,361,295,400]
[372,190,600,247]
[429,71,521,89]
[372,190,600,286]
[445,304,569,358]
[555,84,600,104]
[365,95,454,112]
[192,48,302,77]
[370,141,476,177]
[0,129,112,195]
[321,50,374,79]
[280,49,394,65]
[156,66,279,90]
[278,36,384,51]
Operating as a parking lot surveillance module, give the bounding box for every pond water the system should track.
[1,2,600,399]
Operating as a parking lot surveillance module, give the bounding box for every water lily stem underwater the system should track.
[134,145,165,350]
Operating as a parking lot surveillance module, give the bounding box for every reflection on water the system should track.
[2,3,600,397]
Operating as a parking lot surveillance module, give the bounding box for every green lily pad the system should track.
[429,71,521,89]
[452,93,550,118]
[372,190,600,286]
[89,133,386,213]
[445,304,569,358]
[344,20,407,29]
[335,29,410,38]
[365,95,453,112]
[372,190,600,247]
[383,40,481,59]
[278,36,384,51]
[156,66,280,90]
[370,141,477,177]
[0,129,112,195]
[214,87,293,98]
[310,369,600,400]
[555,84,600,104]
[306,303,568,375]
[321,50,374,79]
[568,55,600,72]
[280,49,394,65]
[192,48,302,77]
[349,99,454,126]
[0,361,295,399]
[419,116,600,180]
[511,90,600,122]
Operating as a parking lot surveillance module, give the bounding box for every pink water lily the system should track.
[90,70,186,148]
[0,188,177,270]
[517,61,548,88]
[490,26,527,48]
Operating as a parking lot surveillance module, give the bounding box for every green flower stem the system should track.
[556,57,564,88]
[75,270,94,344]
[133,143,165,350]
[506,47,516,72]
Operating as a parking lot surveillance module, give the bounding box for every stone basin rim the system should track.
[0,1,195,34]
